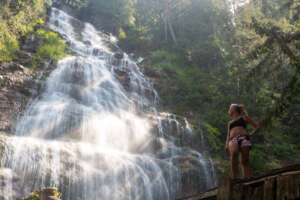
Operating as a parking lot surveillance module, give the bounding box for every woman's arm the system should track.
[244,115,260,136]
[224,122,230,150]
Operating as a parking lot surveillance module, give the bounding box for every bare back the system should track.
[229,116,248,139]
[229,126,248,139]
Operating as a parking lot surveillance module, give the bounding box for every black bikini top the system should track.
[230,117,247,130]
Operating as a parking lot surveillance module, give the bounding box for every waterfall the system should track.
[227,0,250,13]
[0,7,216,200]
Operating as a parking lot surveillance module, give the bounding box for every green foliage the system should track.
[18,28,68,69]
[51,187,61,198]
[80,0,136,33]
[144,50,201,113]
[119,28,127,39]
[24,187,61,200]
[37,44,65,60]
[201,122,223,153]
[26,191,40,200]
[0,40,19,62]
[144,49,234,120]
[0,0,49,62]
[35,29,67,61]
[250,147,271,173]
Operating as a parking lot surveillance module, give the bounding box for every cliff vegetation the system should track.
[0,0,67,67]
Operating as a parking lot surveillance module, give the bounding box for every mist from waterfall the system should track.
[0,6,216,200]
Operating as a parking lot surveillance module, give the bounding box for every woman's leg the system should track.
[229,141,239,179]
[240,146,250,178]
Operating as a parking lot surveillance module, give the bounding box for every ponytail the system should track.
[231,104,248,116]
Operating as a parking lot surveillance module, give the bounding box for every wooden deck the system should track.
[178,164,300,200]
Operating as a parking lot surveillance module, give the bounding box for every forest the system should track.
[1,0,300,180]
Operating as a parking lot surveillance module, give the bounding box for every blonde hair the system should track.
[231,104,248,116]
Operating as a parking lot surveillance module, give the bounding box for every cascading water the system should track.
[0,6,216,200]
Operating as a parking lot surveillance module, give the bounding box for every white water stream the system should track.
[0,7,216,200]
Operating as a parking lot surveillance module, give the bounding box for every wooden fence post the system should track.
[217,178,232,200]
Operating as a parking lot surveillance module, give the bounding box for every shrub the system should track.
[119,28,127,39]
[35,29,67,61]
[250,147,272,174]
[201,122,223,153]
[0,0,48,63]
[0,39,19,62]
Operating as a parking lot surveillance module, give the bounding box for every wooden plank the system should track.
[196,189,217,199]
[217,179,232,200]
[277,173,300,200]
[231,183,243,200]
[263,177,276,200]
[233,164,300,185]
[178,188,217,200]
[243,180,264,200]
[281,170,300,176]
[242,175,277,186]
[178,165,300,200]
[294,173,300,198]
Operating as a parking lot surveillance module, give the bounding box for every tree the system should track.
[80,0,136,33]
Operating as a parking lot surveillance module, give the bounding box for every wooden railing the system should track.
[178,164,300,200]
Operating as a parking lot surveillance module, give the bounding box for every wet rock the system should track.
[38,188,60,200]
[83,40,92,46]
[15,51,33,60]
[17,87,33,96]
[21,34,36,52]
[98,31,110,40]
[113,68,130,91]
[114,52,124,60]
[181,167,207,195]
[136,137,163,154]
[142,65,160,78]
[92,48,103,56]
[0,168,22,199]
[7,62,27,72]
[173,153,211,197]
[103,40,121,52]
[70,17,84,40]
[54,20,59,27]
[21,33,43,53]
[144,86,156,103]
[111,52,124,66]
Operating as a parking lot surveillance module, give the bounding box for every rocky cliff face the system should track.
[0,62,37,135]
[0,33,57,136]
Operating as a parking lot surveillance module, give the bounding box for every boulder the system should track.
[38,188,60,200]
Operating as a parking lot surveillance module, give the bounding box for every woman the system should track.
[224,104,260,179]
